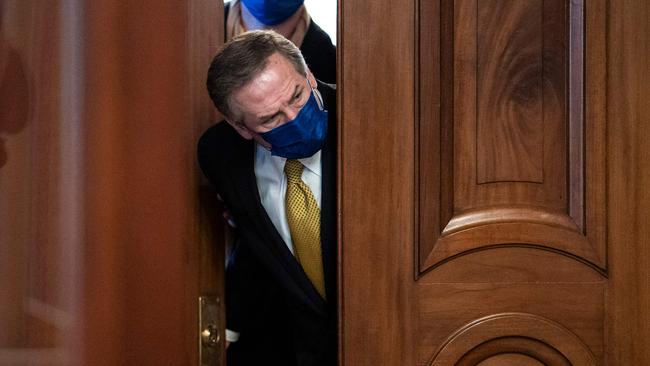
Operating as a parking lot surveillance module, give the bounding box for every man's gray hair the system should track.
[206,30,308,120]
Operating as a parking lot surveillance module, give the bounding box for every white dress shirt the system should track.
[226,143,322,343]
[254,143,322,253]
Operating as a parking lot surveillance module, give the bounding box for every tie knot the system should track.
[284,159,304,182]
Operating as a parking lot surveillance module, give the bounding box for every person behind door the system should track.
[198,30,337,366]
[224,0,336,84]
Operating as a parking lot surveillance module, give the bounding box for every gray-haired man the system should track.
[198,30,337,366]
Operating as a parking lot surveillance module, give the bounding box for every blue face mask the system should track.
[241,0,305,26]
[260,86,328,159]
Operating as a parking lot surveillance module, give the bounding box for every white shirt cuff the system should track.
[226,329,240,343]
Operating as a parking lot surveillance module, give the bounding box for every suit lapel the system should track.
[230,140,327,314]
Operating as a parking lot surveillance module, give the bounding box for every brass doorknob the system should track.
[201,324,220,348]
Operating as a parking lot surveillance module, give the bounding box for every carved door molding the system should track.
[339,0,649,365]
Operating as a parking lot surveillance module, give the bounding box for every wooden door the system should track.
[339,1,649,365]
[0,1,225,365]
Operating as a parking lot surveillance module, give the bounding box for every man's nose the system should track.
[284,105,300,121]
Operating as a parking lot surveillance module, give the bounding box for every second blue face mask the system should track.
[260,88,328,159]
[241,0,305,26]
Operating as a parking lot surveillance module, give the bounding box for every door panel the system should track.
[417,1,605,363]
[0,1,224,365]
[418,0,606,274]
[339,0,649,365]
[0,1,82,363]
[82,1,224,365]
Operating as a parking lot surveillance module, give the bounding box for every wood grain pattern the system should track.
[454,0,568,212]
[418,246,605,365]
[0,0,76,360]
[343,0,648,365]
[583,0,607,267]
[188,0,225,364]
[1,1,223,364]
[460,339,569,366]
[606,1,650,365]
[418,0,445,281]
[476,0,544,184]
[419,247,603,284]
[82,1,222,365]
[420,285,603,365]
[414,1,609,364]
[339,0,416,365]
[568,0,586,232]
[439,314,595,365]
[418,0,606,273]
[477,354,546,366]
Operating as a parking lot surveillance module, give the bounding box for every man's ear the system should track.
[224,118,271,149]
[224,118,254,140]
[306,69,325,109]
[306,69,317,90]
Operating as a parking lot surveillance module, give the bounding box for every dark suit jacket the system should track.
[197,82,337,366]
[224,3,337,84]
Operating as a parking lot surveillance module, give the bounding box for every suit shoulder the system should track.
[302,21,336,84]
[198,121,236,155]
[303,21,335,50]
[197,121,241,180]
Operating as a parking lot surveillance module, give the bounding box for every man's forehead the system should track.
[250,54,301,88]
[230,54,303,116]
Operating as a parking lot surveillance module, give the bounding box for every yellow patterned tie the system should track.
[284,159,326,299]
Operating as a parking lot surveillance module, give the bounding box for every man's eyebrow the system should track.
[258,84,301,123]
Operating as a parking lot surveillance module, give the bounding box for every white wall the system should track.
[304,0,337,44]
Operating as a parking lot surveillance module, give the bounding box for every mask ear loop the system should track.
[306,76,325,110]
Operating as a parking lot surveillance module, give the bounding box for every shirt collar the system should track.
[297,150,321,177]
[256,143,322,178]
